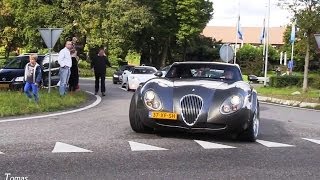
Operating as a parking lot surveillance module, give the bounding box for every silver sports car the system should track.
[129,62,260,142]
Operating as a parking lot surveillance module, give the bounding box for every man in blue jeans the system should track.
[24,54,42,103]
[58,41,73,96]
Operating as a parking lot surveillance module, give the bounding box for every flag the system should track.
[290,20,296,44]
[260,18,266,44]
[237,16,243,40]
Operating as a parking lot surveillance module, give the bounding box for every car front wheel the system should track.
[126,79,131,91]
[129,94,152,133]
[242,103,260,142]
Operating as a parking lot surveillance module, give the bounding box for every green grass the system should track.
[256,86,320,103]
[0,89,87,117]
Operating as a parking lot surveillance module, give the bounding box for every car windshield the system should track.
[165,63,242,81]
[132,67,156,74]
[120,65,134,71]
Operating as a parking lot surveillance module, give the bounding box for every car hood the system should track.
[172,79,230,90]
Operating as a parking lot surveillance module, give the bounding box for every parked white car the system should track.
[121,66,157,91]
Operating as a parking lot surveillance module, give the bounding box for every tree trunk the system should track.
[183,39,187,61]
[5,45,10,59]
[302,39,310,93]
[160,37,169,68]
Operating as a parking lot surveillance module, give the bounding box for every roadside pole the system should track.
[314,34,320,100]
[39,28,63,93]
[264,0,270,87]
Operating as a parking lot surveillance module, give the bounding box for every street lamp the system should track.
[150,37,155,64]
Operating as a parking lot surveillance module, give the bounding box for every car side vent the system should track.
[180,94,203,126]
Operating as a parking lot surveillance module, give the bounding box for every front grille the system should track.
[180,94,203,126]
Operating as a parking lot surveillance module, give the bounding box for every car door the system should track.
[41,54,60,86]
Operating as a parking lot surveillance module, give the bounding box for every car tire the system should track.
[242,103,260,142]
[113,80,117,84]
[129,94,152,133]
[126,79,131,91]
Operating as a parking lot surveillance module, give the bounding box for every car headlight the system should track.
[144,90,162,111]
[220,95,243,114]
[15,76,24,82]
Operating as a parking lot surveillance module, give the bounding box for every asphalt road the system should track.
[0,78,319,180]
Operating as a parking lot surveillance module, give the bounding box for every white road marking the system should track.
[256,140,295,147]
[129,141,168,151]
[302,138,320,145]
[194,140,236,149]
[0,91,101,123]
[52,142,92,153]
[0,151,4,154]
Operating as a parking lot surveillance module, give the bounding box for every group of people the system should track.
[23,40,110,103]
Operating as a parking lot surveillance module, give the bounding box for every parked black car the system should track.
[0,53,60,90]
[112,65,134,84]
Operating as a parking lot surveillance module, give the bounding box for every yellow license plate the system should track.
[0,84,9,88]
[149,111,178,120]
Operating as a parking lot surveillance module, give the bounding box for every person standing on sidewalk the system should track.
[58,41,73,96]
[24,54,42,103]
[91,48,111,96]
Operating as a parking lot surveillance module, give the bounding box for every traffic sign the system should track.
[38,28,63,93]
[39,28,63,48]
[219,44,234,63]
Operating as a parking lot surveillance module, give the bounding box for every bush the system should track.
[79,66,117,77]
[78,60,91,69]
[270,75,320,89]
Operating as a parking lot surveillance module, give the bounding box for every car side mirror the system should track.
[154,71,163,77]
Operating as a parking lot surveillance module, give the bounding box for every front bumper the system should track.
[137,108,251,134]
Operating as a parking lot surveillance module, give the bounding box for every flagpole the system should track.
[290,20,296,74]
[264,0,270,86]
[234,0,240,64]
[234,17,238,64]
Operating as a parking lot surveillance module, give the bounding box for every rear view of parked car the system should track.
[113,65,135,84]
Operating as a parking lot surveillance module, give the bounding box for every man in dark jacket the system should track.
[91,48,111,96]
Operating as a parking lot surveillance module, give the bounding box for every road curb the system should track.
[258,95,320,110]
[0,91,102,123]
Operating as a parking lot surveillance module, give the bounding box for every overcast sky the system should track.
[208,0,293,27]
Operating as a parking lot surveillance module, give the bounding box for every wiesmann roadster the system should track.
[129,62,260,141]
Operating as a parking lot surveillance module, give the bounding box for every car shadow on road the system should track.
[149,118,294,144]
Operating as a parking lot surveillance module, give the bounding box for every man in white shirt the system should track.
[58,41,73,96]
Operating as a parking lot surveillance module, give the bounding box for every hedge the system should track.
[270,75,320,89]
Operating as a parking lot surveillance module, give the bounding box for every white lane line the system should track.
[52,142,92,153]
[0,91,101,123]
[0,151,4,154]
[194,140,236,149]
[302,138,320,145]
[119,87,127,91]
[256,140,295,147]
[129,141,168,151]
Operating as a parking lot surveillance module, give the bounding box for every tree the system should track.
[279,0,320,92]
[0,0,19,58]
[136,0,213,68]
